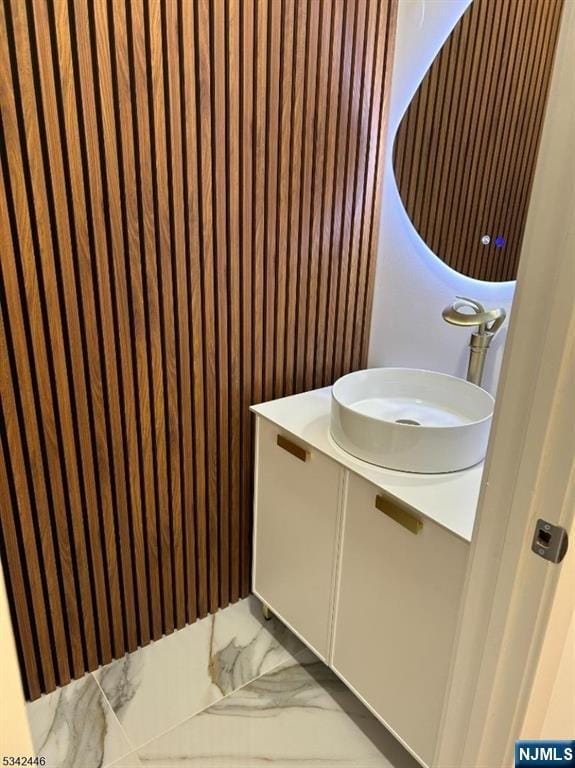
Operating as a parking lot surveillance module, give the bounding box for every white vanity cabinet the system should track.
[332,474,468,765]
[251,391,478,768]
[252,416,343,660]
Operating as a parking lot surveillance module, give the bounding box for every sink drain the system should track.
[395,418,421,426]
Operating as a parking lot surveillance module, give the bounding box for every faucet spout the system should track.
[442,297,507,387]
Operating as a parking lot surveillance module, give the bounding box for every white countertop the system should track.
[251,387,483,542]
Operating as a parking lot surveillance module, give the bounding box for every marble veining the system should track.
[26,597,306,768]
[207,602,300,697]
[96,654,144,724]
[27,597,417,768]
[134,651,420,768]
[95,596,305,750]
[26,674,132,768]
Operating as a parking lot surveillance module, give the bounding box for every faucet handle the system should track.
[442,297,484,327]
[442,296,506,335]
[454,296,486,314]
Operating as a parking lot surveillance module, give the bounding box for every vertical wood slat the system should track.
[317,0,344,385]
[0,0,397,699]
[360,0,397,365]
[393,0,564,282]
[32,0,117,663]
[1,0,87,681]
[308,0,333,391]
[164,0,194,628]
[181,0,209,618]
[104,0,152,647]
[0,403,43,701]
[50,0,122,662]
[227,0,241,604]
[115,0,163,642]
[284,0,307,396]
[264,0,280,402]
[323,0,353,384]
[195,0,220,617]
[211,0,230,610]
[1,99,71,695]
[16,0,103,672]
[294,0,319,394]
[91,0,141,653]
[239,0,254,598]
[69,0,128,659]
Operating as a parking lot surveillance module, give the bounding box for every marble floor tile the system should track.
[95,596,304,751]
[106,754,142,768]
[26,673,132,768]
[135,650,421,768]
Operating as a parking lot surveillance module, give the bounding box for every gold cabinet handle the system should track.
[375,494,423,535]
[276,434,309,462]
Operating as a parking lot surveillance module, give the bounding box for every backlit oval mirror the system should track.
[393,0,564,282]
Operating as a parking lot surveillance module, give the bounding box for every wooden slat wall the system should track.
[393,0,563,282]
[0,0,397,700]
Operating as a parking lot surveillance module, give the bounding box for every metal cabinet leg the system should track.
[262,603,272,621]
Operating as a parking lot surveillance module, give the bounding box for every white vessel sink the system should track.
[330,368,494,473]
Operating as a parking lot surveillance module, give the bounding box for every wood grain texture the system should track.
[393,0,563,282]
[0,0,397,699]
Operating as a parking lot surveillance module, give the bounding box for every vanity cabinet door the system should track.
[332,473,468,766]
[253,416,343,660]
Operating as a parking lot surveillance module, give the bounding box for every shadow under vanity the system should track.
[251,386,480,768]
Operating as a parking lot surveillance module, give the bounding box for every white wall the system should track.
[0,560,33,755]
[368,0,516,394]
